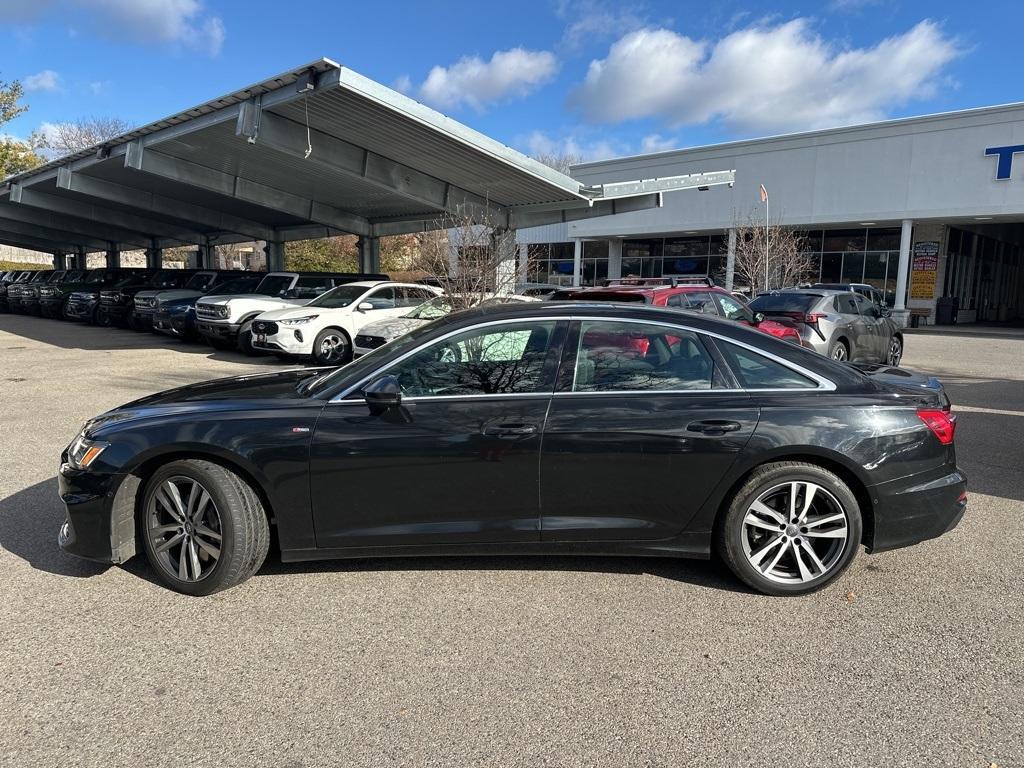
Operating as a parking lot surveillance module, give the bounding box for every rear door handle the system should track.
[483,423,538,437]
[686,420,742,436]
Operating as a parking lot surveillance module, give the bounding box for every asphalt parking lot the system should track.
[1,315,1021,768]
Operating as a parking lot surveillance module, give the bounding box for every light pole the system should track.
[760,183,769,292]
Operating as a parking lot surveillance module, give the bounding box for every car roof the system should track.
[758,288,840,296]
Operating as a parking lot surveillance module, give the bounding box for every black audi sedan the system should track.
[57,302,966,596]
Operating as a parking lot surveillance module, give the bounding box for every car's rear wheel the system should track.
[716,461,862,596]
[140,459,270,596]
[237,320,259,356]
[886,336,903,367]
[829,338,849,361]
[313,327,352,365]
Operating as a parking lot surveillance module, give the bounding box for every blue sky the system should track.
[2,0,1021,163]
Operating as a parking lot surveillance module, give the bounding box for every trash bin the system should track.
[935,296,959,325]
[909,314,921,329]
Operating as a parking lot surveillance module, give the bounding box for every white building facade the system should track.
[518,103,1024,325]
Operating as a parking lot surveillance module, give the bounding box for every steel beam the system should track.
[508,193,664,230]
[9,183,205,244]
[0,214,115,251]
[0,231,72,254]
[0,201,153,250]
[583,170,736,199]
[124,142,373,237]
[55,168,276,242]
[236,106,506,223]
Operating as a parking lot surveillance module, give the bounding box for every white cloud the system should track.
[74,0,225,55]
[24,69,61,92]
[640,133,677,153]
[418,48,558,112]
[392,74,412,94]
[828,0,882,12]
[556,0,650,52]
[573,19,962,134]
[88,80,110,96]
[520,130,627,163]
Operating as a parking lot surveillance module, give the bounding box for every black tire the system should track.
[140,459,270,596]
[829,338,849,362]
[206,335,233,350]
[715,461,862,596]
[886,335,903,367]
[312,327,352,366]
[237,319,261,356]
[96,308,113,328]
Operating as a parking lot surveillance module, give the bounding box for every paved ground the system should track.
[0,314,1021,768]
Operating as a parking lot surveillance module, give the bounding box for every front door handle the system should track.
[686,420,742,436]
[483,423,538,437]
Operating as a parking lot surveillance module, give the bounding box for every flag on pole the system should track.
[759,183,768,203]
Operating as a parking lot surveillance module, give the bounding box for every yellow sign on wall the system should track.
[910,243,939,300]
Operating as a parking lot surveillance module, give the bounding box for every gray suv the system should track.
[750,288,903,365]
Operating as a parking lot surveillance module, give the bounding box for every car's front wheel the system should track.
[886,335,903,367]
[716,461,862,596]
[140,459,270,595]
[313,327,352,365]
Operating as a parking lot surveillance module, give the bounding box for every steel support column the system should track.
[106,244,121,268]
[607,238,622,281]
[357,236,380,274]
[726,228,737,291]
[517,242,529,285]
[52,251,65,270]
[146,245,163,269]
[894,219,914,326]
[572,238,583,287]
[265,239,286,272]
[73,246,87,270]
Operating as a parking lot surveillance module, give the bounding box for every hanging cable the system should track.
[303,94,313,159]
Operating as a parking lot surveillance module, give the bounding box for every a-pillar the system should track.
[572,238,583,287]
[725,228,737,291]
[105,243,121,268]
[264,239,285,272]
[607,238,622,281]
[145,245,163,269]
[893,219,913,327]
[357,236,380,274]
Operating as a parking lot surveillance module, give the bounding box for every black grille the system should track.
[253,320,278,335]
[355,335,387,349]
[99,291,119,305]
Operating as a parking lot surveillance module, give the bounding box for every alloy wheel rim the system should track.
[147,476,223,583]
[741,481,849,585]
[888,339,901,366]
[320,335,346,362]
[832,345,847,361]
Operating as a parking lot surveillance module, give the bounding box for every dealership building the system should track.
[518,103,1024,325]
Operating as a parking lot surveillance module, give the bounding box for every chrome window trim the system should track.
[328,314,836,404]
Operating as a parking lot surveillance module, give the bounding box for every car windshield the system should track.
[307,285,369,309]
[406,296,453,319]
[85,269,108,283]
[253,275,294,296]
[211,276,260,294]
[750,293,822,312]
[185,273,215,290]
[147,270,185,288]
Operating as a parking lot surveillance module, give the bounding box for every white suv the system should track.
[251,281,441,364]
[195,272,383,354]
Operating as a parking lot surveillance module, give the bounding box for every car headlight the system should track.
[67,433,110,470]
[39,287,55,297]
[216,306,231,319]
[280,315,319,325]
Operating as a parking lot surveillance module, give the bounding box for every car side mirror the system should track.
[364,375,402,415]
[880,306,891,318]
[357,301,374,312]
[753,311,766,324]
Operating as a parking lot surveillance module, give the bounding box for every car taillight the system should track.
[917,409,956,445]
[779,311,826,325]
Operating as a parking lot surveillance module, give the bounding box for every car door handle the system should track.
[483,423,538,437]
[686,420,742,436]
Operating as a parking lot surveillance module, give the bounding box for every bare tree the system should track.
[410,205,527,309]
[532,151,583,175]
[40,116,132,156]
[732,212,814,295]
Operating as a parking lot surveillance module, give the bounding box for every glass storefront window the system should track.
[800,230,823,253]
[823,229,866,252]
[583,241,608,259]
[664,255,708,275]
[820,253,842,283]
[867,228,901,251]
[664,236,710,257]
[841,252,866,283]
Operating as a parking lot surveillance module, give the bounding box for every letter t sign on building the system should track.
[985,145,1024,179]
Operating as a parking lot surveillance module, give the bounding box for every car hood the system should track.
[85,368,332,436]
[358,315,429,340]
[852,363,950,409]
[255,304,331,321]
[199,294,307,308]
[138,288,203,303]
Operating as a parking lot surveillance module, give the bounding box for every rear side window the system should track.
[572,321,726,392]
[667,291,718,314]
[718,341,817,390]
[293,276,334,298]
[835,294,858,315]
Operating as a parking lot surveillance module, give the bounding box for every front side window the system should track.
[716,293,753,322]
[382,321,558,397]
[292,276,335,299]
[852,294,879,318]
[572,321,720,393]
[361,287,398,310]
[718,341,817,389]
[254,275,294,296]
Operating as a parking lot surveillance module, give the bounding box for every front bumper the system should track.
[39,298,64,317]
[99,304,131,323]
[868,467,968,553]
[196,320,240,341]
[252,329,310,356]
[64,299,99,321]
[57,463,139,564]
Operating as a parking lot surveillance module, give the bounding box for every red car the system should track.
[550,278,803,344]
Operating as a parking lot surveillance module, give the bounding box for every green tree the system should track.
[0,78,44,178]
[285,235,359,272]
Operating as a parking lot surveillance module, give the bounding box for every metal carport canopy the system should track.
[0,58,734,253]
